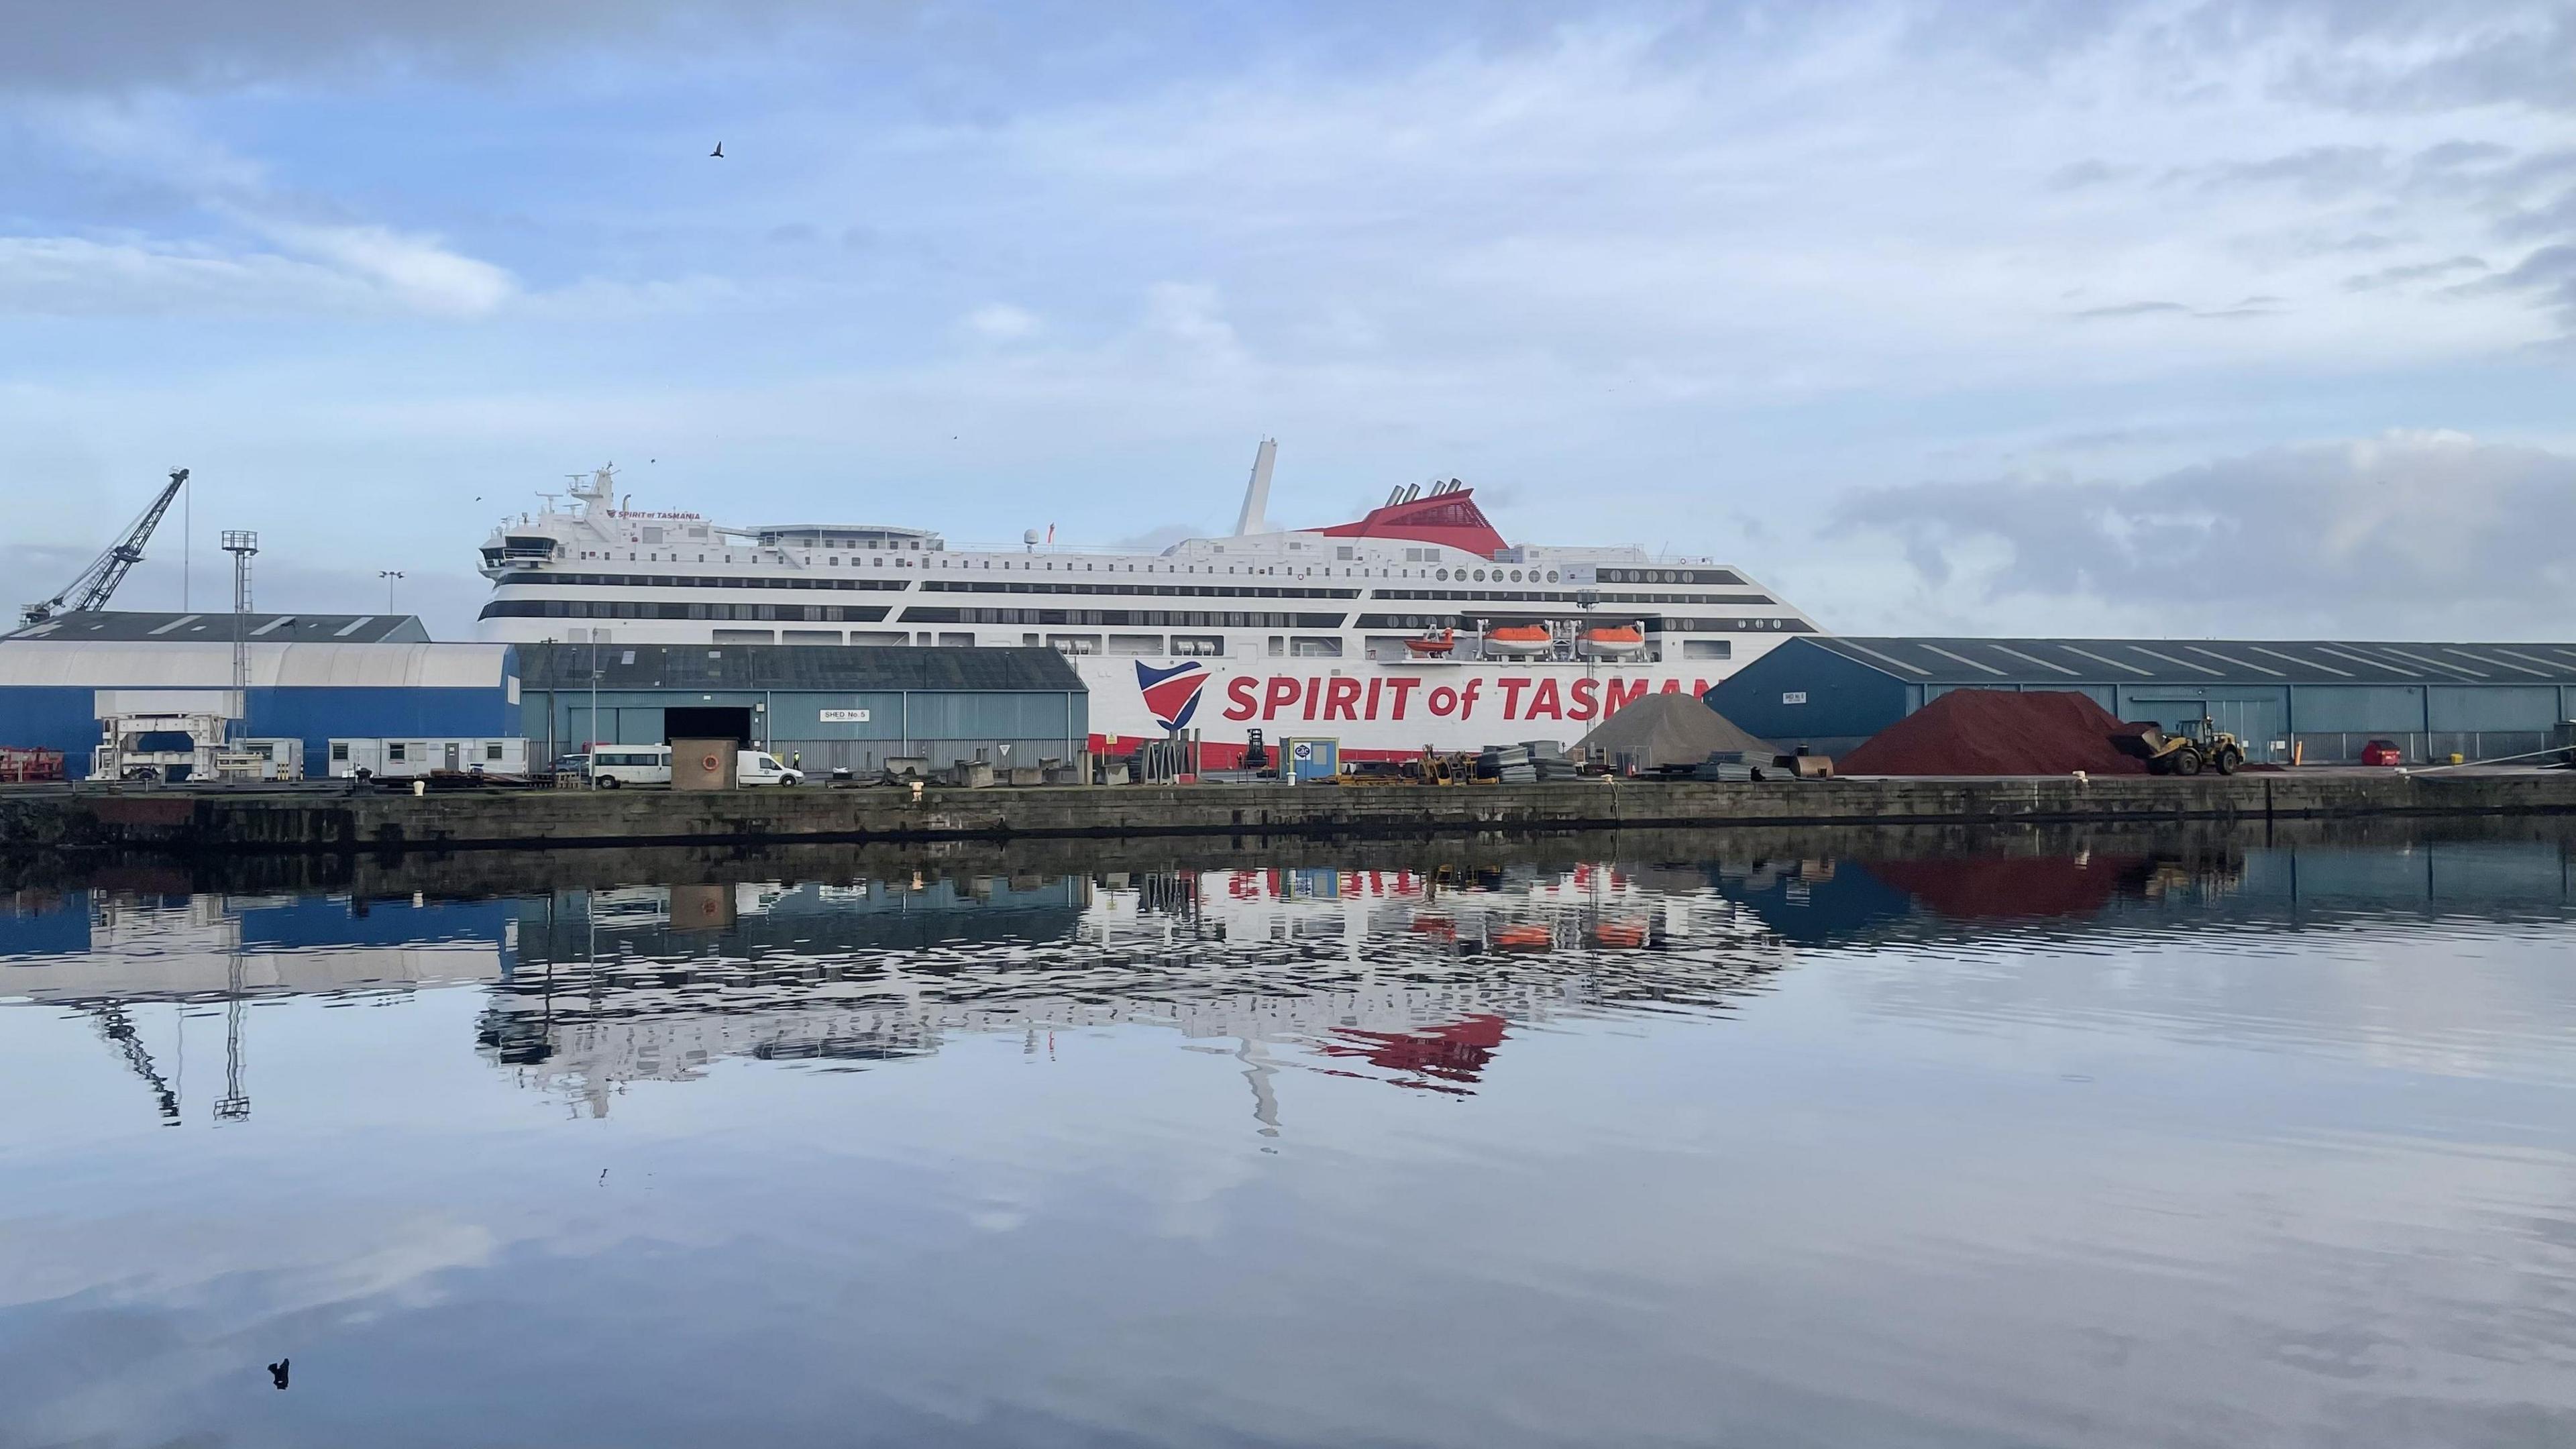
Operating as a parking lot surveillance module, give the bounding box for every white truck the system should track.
[211,737,307,782]
[328,737,531,780]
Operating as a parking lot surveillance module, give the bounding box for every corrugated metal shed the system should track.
[0,635,519,777]
[512,643,1089,774]
[4,611,431,645]
[0,641,513,690]
[1803,637,2576,686]
[515,643,1081,692]
[1711,636,2576,767]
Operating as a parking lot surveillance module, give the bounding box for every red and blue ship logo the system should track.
[1135,660,1210,731]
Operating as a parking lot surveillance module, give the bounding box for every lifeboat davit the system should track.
[1483,623,1555,657]
[1403,628,1457,657]
[1580,624,1648,657]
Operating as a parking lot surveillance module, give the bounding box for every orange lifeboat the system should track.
[1483,623,1554,657]
[1403,627,1457,657]
[1591,919,1648,949]
[1492,922,1554,951]
[1581,624,1647,657]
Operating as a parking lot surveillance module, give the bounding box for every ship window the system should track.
[1435,569,1448,581]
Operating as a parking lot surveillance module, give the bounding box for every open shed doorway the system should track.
[665,706,753,747]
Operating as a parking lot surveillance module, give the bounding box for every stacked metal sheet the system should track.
[1520,739,1581,782]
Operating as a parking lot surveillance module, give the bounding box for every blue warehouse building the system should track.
[1712,636,2576,765]
[0,612,518,778]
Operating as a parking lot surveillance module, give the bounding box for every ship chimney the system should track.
[1232,438,1277,537]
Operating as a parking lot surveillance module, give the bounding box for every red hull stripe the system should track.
[1089,734,1428,767]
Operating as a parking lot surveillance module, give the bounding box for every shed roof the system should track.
[0,641,511,690]
[1801,637,2576,687]
[516,643,1085,693]
[3,611,429,645]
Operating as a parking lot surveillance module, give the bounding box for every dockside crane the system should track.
[89,1002,182,1124]
[21,468,191,625]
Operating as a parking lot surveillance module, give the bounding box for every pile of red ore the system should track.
[1839,690,2149,776]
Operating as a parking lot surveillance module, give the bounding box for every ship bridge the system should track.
[753,523,943,552]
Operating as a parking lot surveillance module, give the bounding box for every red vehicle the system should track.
[2360,739,2405,767]
[0,747,64,783]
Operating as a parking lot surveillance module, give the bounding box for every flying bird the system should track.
[268,1358,290,1390]
[709,142,724,158]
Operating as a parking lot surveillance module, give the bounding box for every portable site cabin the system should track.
[328,737,531,779]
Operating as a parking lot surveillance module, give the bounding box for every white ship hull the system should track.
[473,447,1822,765]
[1068,651,1783,763]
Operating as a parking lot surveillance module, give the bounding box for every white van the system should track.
[586,746,802,788]
[737,750,804,786]
[587,745,673,788]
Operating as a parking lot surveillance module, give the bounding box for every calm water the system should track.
[5,824,2576,1448]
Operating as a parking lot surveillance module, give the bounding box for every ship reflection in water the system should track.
[480,861,1782,1121]
[6,822,2576,1447]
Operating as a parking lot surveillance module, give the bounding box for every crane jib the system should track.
[21,468,189,625]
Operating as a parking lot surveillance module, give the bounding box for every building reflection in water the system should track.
[8,826,2575,1128]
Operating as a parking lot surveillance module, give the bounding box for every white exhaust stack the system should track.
[1232,438,1277,537]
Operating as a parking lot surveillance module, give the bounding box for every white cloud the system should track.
[244,217,515,315]
[961,301,1040,339]
[1836,431,2576,639]
[8,3,2576,640]
[0,235,379,315]
[3,99,516,319]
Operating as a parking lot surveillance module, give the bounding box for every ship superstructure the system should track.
[474,446,1821,759]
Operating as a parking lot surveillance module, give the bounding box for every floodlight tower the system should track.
[221,531,259,700]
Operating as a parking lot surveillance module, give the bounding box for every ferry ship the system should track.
[472,444,1821,761]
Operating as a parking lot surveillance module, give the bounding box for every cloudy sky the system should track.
[5,0,2573,639]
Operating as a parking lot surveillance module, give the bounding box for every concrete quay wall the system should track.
[5,771,2575,857]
